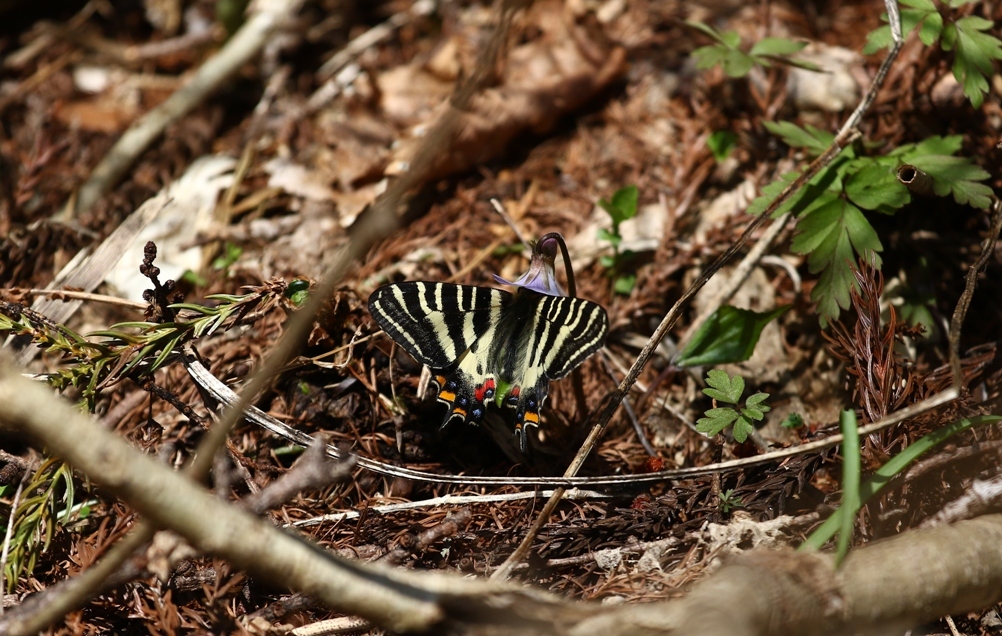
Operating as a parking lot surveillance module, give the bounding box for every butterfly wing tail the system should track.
[433,372,493,428]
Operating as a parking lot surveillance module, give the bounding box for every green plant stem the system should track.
[835,410,861,565]
[800,415,1002,552]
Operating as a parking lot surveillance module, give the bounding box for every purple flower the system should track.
[493,233,565,297]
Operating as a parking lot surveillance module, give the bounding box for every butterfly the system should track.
[368,233,608,450]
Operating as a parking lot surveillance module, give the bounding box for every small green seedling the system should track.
[719,489,743,513]
[781,412,805,429]
[707,130,739,163]
[598,185,639,295]
[697,370,771,443]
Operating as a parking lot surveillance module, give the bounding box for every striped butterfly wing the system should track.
[369,281,609,452]
[367,281,510,369]
[504,294,609,443]
[533,294,609,380]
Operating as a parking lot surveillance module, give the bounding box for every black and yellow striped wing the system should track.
[368,280,608,450]
[367,281,510,369]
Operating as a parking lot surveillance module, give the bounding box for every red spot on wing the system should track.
[474,378,496,402]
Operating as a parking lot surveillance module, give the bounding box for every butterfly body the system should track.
[368,280,608,449]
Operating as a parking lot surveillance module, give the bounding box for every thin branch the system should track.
[948,196,1002,389]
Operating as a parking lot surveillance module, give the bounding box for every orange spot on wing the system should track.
[439,391,456,402]
[524,411,539,424]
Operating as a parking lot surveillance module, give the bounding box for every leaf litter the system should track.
[0,0,1001,633]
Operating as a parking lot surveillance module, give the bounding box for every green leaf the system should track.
[744,392,771,413]
[675,305,790,367]
[902,0,937,10]
[707,130,738,163]
[863,1,941,54]
[598,185,639,226]
[212,242,243,271]
[844,162,911,213]
[943,16,1002,107]
[731,415,756,443]
[697,407,740,437]
[747,162,845,218]
[908,154,993,209]
[762,121,833,155]
[613,274,636,295]
[703,369,744,404]
[693,43,757,77]
[750,37,808,57]
[892,134,964,159]
[915,9,943,46]
[792,197,883,322]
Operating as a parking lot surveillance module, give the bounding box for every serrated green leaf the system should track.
[675,305,790,367]
[747,161,845,218]
[745,392,771,410]
[916,10,943,46]
[893,135,964,159]
[763,121,833,155]
[845,163,911,213]
[909,154,993,208]
[703,369,744,403]
[945,16,1002,108]
[697,407,740,437]
[750,37,808,57]
[864,2,942,53]
[793,198,882,322]
[863,25,894,55]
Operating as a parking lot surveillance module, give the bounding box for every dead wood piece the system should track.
[244,437,357,514]
[380,508,473,566]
